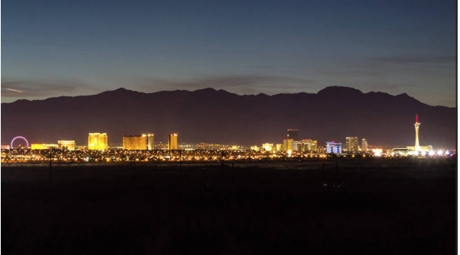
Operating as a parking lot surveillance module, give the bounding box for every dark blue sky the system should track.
[2,0,456,106]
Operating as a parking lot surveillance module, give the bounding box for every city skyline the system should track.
[5,114,453,153]
[0,131,424,150]
[2,86,455,148]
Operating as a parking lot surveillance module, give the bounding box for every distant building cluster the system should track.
[390,114,434,156]
[259,129,320,155]
[2,115,450,159]
[254,115,433,157]
[29,141,76,151]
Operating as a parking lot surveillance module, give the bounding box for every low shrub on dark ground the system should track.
[2,158,456,254]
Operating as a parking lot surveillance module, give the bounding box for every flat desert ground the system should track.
[2,158,456,254]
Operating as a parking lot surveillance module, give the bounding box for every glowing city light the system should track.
[11,136,29,148]
[371,148,382,157]
[1,114,452,164]
[88,133,108,150]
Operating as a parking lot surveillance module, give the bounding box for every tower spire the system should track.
[414,114,420,151]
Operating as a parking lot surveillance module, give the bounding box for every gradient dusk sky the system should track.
[2,0,456,106]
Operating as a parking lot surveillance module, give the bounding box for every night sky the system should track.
[2,0,456,107]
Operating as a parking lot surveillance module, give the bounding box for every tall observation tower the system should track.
[414,114,420,151]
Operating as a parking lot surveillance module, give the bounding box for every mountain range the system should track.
[1,86,456,148]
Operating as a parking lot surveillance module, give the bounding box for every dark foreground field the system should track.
[2,158,457,254]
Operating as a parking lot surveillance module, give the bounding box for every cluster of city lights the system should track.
[1,149,339,164]
[3,114,455,164]
[392,150,451,157]
[2,146,454,164]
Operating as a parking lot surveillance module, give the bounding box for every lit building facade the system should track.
[292,141,301,151]
[123,134,154,150]
[301,139,318,152]
[362,139,368,152]
[31,144,45,150]
[276,144,283,152]
[88,133,108,150]
[123,135,147,150]
[31,144,59,150]
[58,140,76,150]
[346,137,359,154]
[262,143,274,151]
[168,133,178,150]
[283,139,293,152]
[326,141,342,154]
[287,129,299,141]
[147,134,154,150]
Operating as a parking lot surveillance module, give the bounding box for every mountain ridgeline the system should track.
[1,86,456,148]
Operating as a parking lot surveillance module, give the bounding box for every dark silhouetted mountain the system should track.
[1,86,456,148]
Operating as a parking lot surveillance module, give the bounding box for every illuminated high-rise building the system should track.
[123,134,154,150]
[88,133,108,150]
[414,114,420,151]
[301,139,318,152]
[123,135,147,150]
[168,133,178,150]
[147,134,154,150]
[311,140,318,152]
[346,137,359,154]
[283,139,293,152]
[276,144,283,152]
[58,140,76,150]
[287,129,299,141]
[292,141,301,151]
[326,141,342,153]
[362,139,368,152]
